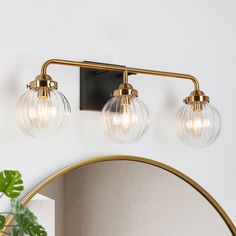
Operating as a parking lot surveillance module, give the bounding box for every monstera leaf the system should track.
[11,199,37,222]
[10,227,24,236]
[15,220,47,236]
[0,170,24,198]
[0,214,5,230]
[11,199,47,236]
[12,216,47,236]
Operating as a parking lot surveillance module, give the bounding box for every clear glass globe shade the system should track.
[101,95,150,143]
[16,89,71,139]
[176,103,221,147]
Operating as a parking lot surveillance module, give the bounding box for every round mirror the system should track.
[6,156,236,235]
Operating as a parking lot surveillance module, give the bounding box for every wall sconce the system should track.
[16,59,221,147]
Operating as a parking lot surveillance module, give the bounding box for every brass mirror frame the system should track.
[4,155,236,235]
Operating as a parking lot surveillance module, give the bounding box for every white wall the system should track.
[0,0,235,224]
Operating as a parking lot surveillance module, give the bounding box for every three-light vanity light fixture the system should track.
[16,59,221,147]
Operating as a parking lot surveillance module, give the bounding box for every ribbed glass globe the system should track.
[176,103,221,147]
[16,89,71,139]
[101,95,150,143]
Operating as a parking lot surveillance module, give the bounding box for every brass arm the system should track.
[41,59,200,91]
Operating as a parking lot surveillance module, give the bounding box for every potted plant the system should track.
[0,170,47,235]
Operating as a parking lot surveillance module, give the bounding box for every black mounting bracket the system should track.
[80,61,133,111]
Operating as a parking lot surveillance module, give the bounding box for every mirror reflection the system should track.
[27,160,232,236]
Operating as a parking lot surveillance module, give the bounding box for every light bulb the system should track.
[176,102,221,147]
[101,95,150,144]
[16,88,71,139]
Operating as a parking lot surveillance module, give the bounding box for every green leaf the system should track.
[10,227,24,236]
[0,214,5,230]
[11,199,37,223]
[15,216,48,236]
[11,199,47,236]
[17,220,47,236]
[0,170,24,198]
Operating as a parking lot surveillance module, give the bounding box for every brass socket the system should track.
[184,90,209,112]
[184,90,209,105]
[27,74,58,90]
[37,88,50,99]
[112,83,138,97]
